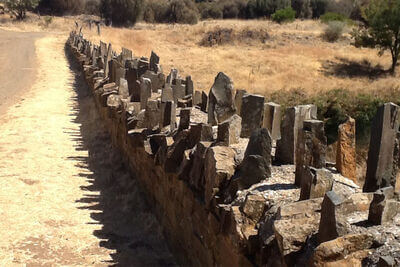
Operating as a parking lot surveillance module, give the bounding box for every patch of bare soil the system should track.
[0,34,175,265]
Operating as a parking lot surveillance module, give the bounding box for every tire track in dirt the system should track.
[0,34,175,265]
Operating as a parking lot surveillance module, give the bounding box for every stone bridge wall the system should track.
[67,32,400,266]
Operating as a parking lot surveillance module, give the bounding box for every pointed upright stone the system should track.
[104,43,112,78]
[207,72,236,125]
[336,117,356,183]
[140,78,152,110]
[201,91,208,112]
[364,103,400,192]
[295,119,327,186]
[185,75,194,96]
[160,100,176,130]
[150,51,160,72]
[179,108,191,130]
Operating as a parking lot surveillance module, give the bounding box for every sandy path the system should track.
[0,35,175,265]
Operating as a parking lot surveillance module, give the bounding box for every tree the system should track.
[352,0,400,74]
[5,0,39,20]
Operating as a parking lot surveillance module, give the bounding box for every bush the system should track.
[143,0,169,23]
[101,0,144,27]
[246,0,291,18]
[271,7,295,23]
[39,0,84,15]
[197,2,223,19]
[310,0,327,18]
[167,0,199,24]
[320,12,347,23]
[85,0,100,15]
[291,0,312,18]
[323,21,345,42]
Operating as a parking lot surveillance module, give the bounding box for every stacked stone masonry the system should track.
[68,32,400,266]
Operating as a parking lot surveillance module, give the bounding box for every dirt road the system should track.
[0,32,175,265]
[0,29,44,114]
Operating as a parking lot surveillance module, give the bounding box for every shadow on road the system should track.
[63,45,176,266]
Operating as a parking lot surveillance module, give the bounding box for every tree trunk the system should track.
[391,54,398,75]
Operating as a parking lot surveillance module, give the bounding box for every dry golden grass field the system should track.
[1,13,399,99]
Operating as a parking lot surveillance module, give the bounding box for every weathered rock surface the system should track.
[336,116,357,183]
[240,94,265,138]
[207,72,236,125]
[276,105,317,164]
[365,103,400,192]
[217,114,242,146]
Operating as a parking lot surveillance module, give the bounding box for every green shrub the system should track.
[271,7,295,23]
[323,21,345,42]
[320,12,347,23]
[269,88,397,145]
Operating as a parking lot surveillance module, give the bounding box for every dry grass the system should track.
[1,13,399,97]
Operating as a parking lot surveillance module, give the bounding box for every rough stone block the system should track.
[240,94,265,138]
[241,194,266,223]
[204,146,236,205]
[179,108,191,130]
[193,91,202,106]
[238,128,272,189]
[274,198,323,258]
[187,123,213,148]
[201,91,208,113]
[234,89,247,116]
[364,103,400,192]
[275,104,317,164]
[368,186,399,225]
[118,78,129,99]
[262,102,281,141]
[160,101,176,130]
[300,167,333,200]
[217,114,242,146]
[295,119,327,186]
[185,76,194,96]
[145,99,160,129]
[318,191,350,243]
